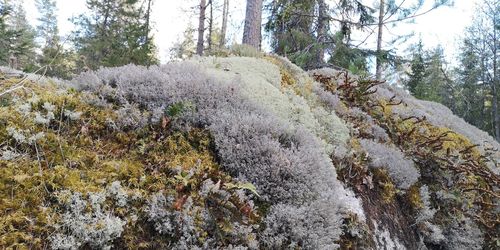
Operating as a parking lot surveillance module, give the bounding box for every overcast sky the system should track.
[22,0,478,64]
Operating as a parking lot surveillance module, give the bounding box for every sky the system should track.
[22,0,479,64]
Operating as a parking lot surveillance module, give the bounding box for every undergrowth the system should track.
[0,76,261,249]
[312,69,499,249]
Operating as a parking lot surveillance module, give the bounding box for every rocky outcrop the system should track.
[0,52,497,249]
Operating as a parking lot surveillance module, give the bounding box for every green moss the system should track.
[372,168,397,203]
[0,77,262,248]
[407,185,424,209]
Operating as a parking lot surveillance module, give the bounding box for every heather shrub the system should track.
[312,84,350,117]
[191,56,350,152]
[359,139,420,189]
[229,44,263,58]
[71,59,364,247]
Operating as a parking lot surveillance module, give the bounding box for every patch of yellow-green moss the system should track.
[0,76,260,248]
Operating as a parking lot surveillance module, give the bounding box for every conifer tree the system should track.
[71,0,158,69]
[265,0,373,70]
[219,0,229,48]
[405,40,426,97]
[196,0,206,55]
[455,0,499,140]
[1,0,37,70]
[369,0,452,80]
[242,0,263,48]
[0,4,19,65]
[35,0,75,78]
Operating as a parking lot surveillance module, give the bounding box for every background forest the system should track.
[0,0,499,141]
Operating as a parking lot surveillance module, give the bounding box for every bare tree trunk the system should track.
[493,82,499,141]
[242,0,263,48]
[144,0,153,65]
[9,55,17,69]
[207,0,213,51]
[220,0,229,48]
[196,0,206,56]
[376,0,385,80]
[492,13,499,141]
[315,0,327,68]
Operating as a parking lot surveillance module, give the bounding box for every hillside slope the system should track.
[0,53,498,249]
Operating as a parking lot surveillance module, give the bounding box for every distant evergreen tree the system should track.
[35,0,75,78]
[170,24,196,60]
[328,31,368,74]
[1,0,37,71]
[265,0,317,69]
[421,47,451,104]
[36,0,58,47]
[71,0,158,69]
[454,0,499,139]
[265,0,372,70]
[404,43,451,104]
[455,38,489,131]
[369,0,452,80]
[405,40,426,97]
[0,4,19,65]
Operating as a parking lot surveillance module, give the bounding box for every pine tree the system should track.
[455,0,499,140]
[35,0,75,78]
[368,0,452,80]
[2,0,37,71]
[405,40,426,97]
[36,0,58,47]
[265,0,373,70]
[219,0,229,48]
[265,0,317,68]
[242,0,263,48]
[170,24,196,60]
[71,0,158,69]
[0,4,19,65]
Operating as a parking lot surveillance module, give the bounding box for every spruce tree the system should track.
[367,0,452,80]
[35,0,74,78]
[405,40,426,97]
[454,0,499,139]
[2,0,37,70]
[0,4,19,65]
[71,0,158,69]
[265,0,373,70]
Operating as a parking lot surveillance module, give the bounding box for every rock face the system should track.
[0,53,498,249]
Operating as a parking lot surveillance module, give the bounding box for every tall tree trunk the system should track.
[144,0,152,65]
[315,0,327,68]
[493,82,499,141]
[492,13,499,141]
[196,0,206,56]
[242,0,263,48]
[207,0,213,51]
[220,0,229,48]
[376,0,385,80]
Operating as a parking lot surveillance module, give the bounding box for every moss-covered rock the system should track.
[0,54,498,249]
